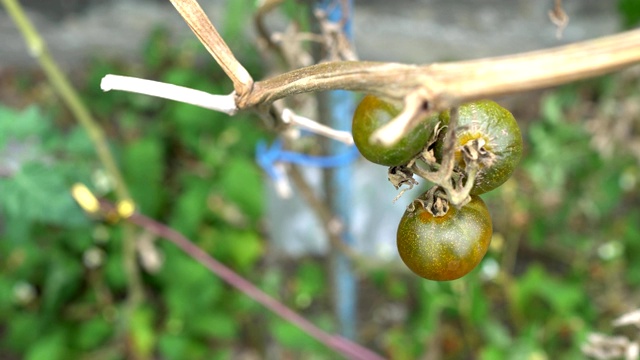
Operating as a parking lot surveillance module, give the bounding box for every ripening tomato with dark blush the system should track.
[396,194,492,281]
[352,95,441,166]
[437,100,523,195]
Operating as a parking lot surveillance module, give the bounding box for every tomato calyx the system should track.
[408,186,450,217]
[387,120,447,190]
[400,106,479,208]
[385,119,451,203]
[460,137,496,169]
[419,121,448,166]
[388,165,418,191]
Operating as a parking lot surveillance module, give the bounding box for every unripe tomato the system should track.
[396,193,492,281]
[352,95,441,167]
[438,100,522,195]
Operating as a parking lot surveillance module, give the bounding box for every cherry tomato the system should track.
[352,95,440,167]
[439,100,522,195]
[396,193,492,281]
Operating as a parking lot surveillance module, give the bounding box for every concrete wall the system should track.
[0,0,621,70]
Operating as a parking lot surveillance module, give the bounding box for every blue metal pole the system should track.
[316,0,357,340]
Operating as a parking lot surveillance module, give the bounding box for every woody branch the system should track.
[103,0,640,147]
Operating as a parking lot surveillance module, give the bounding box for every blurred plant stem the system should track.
[315,0,358,339]
[1,0,143,343]
[103,200,386,360]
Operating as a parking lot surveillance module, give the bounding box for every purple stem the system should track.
[126,211,385,360]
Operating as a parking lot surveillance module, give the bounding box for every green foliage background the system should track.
[0,1,639,359]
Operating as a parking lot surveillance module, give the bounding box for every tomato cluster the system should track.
[352,96,522,281]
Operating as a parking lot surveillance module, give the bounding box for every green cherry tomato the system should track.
[352,95,440,167]
[439,100,523,195]
[396,194,493,281]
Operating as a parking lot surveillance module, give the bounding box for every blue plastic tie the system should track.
[256,138,359,182]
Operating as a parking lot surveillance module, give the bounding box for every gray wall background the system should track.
[0,0,621,70]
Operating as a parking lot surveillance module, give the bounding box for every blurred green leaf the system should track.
[123,137,165,216]
[270,320,322,352]
[169,177,210,238]
[466,278,489,325]
[212,229,264,271]
[217,157,264,222]
[223,0,255,42]
[619,0,640,28]
[158,334,210,360]
[62,126,99,158]
[479,346,506,360]
[0,105,50,146]
[25,329,67,360]
[383,327,417,360]
[0,106,92,229]
[414,280,455,336]
[143,27,171,71]
[3,313,42,352]
[160,251,224,318]
[512,265,584,320]
[158,334,188,360]
[74,317,113,350]
[295,263,326,299]
[0,162,87,227]
[0,278,14,314]
[188,311,238,340]
[42,251,83,312]
[481,320,512,351]
[623,214,640,284]
[104,249,127,292]
[131,307,156,358]
[281,0,312,32]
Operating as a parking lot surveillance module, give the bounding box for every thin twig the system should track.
[103,201,385,360]
[169,0,253,97]
[314,8,358,62]
[549,0,569,39]
[254,0,287,64]
[281,108,354,144]
[101,75,237,115]
[287,166,357,258]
